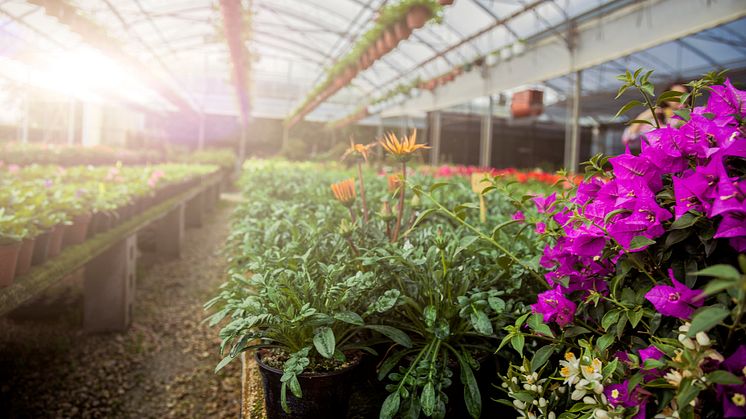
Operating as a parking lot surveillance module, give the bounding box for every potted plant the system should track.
[406,4,432,29]
[0,208,22,286]
[210,263,408,418]
[394,20,412,40]
[384,26,398,49]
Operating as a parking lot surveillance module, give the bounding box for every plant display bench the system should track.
[0,172,224,333]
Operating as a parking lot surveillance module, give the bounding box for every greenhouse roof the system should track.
[0,0,744,123]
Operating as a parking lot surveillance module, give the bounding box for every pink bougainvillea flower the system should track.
[639,345,664,364]
[512,211,525,221]
[535,222,546,234]
[645,270,703,319]
[532,193,557,214]
[531,286,576,327]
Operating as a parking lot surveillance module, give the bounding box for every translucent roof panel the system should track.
[2,0,742,123]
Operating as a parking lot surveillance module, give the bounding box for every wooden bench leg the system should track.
[84,233,137,332]
[186,192,205,228]
[156,203,184,259]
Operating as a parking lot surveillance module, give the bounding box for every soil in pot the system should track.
[406,5,431,30]
[47,224,66,258]
[31,231,51,266]
[0,241,21,287]
[256,349,364,419]
[14,238,35,277]
[63,213,93,247]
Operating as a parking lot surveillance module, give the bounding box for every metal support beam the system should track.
[479,96,493,168]
[429,111,441,166]
[381,0,746,117]
[67,98,76,145]
[566,70,582,172]
[197,113,206,150]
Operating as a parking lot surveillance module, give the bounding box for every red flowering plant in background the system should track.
[489,70,746,418]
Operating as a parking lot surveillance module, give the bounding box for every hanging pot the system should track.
[32,231,51,266]
[14,237,35,277]
[0,241,21,287]
[439,0,454,5]
[384,27,397,49]
[47,224,66,258]
[394,20,412,40]
[406,5,431,30]
[255,350,364,419]
[376,37,388,56]
[63,212,93,247]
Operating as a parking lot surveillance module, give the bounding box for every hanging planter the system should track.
[383,27,397,49]
[394,20,412,40]
[439,0,454,4]
[376,37,388,56]
[406,5,431,29]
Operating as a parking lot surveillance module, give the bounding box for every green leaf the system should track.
[313,327,336,358]
[511,334,525,355]
[670,213,698,230]
[334,311,364,326]
[424,305,437,328]
[457,355,481,419]
[531,345,554,372]
[366,325,412,348]
[377,349,411,381]
[674,108,691,121]
[488,296,506,313]
[615,100,643,118]
[694,265,742,282]
[706,370,743,385]
[215,355,234,373]
[596,333,614,353]
[470,310,493,335]
[627,119,655,127]
[687,306,730,337]
[404,208,438,234]
[602,310,621,331]
[629,236,656,250]
[703,279,738,296]
[421,382,436,416]
[656,90,684,105]
[429,182,450,193]
[676,378,700,410]
[528,313,554,337]
[380,392,401,419]
[627,308,644,328]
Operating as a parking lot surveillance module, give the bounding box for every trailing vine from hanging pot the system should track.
[286,0,447,127]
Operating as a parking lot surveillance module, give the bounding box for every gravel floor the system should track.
[0,201,240,418]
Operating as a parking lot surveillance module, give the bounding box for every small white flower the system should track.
[513,399,526,410]
[678,334,696,350]
[695,331,711,346]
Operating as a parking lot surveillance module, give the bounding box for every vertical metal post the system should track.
[21,90,30,144]
[430,111,441,166]
[67,99,76,145]
[197,113,206,150]
[281,123,289,150]
[569,70,582,172]
[479,96,494,167]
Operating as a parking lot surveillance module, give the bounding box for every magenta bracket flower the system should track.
[644,270,703,319]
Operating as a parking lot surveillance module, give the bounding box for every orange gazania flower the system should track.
[342,138,377,163]
[331,178,356,206]
[379,129,429,161]
[387,174,401,194]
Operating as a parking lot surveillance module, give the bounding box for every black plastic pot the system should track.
[256,351,362,419]
[31,231,50,266]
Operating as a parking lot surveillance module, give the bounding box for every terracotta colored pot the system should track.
[406,5,431,30]
[384,27,397,49]
[0,241,21,286]
[376,37,388,55]
[394,20,411,40]
[47,224,65,258]
[63,213,93,247]
[439,0,454,5]
[15,238,35,277]
[32,231,51,266]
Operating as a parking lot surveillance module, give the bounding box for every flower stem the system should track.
[357,162,368,224]
[392,162,406,242]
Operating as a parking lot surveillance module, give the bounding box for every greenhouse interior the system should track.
[1,0,746,418]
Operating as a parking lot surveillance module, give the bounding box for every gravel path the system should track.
[0,201,240,418]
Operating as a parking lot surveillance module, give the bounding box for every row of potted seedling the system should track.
[0,163,219,286]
